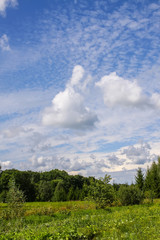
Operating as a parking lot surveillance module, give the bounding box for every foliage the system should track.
[90,174,115,208]
[135,168,144,191]
[0,169,93,202]
[1,201,160,239]
[36,180,52,202]
[0,157,160,205]
[144,158,160,199]
[118,184,144,206]
[52,180,67,202]
[2,178,25,219]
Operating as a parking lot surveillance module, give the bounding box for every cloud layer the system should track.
[1,65,160,184]
[16,140,158,184]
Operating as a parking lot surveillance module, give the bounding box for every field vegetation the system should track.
[0,200,160,239]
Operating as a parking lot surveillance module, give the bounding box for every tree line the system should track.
[0,168,99,202]
[0,157,160,206]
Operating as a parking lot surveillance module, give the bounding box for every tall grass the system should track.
[0,200,160,239]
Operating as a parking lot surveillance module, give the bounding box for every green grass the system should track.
[0,201,160,239]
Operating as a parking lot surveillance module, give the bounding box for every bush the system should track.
[3,178,25,219]
[90,175,115,208]
[118,185,144,206]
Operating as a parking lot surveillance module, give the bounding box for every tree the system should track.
[4,178,25,219]
[90,174,115,208]
[144,159,160,199]
[67,186,75,201]
[53,181,67,202]
[135,168,144,191]
[118,185,143,206]
[37,180,52,201]
[0,171,12,202]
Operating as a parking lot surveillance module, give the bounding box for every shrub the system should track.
[2,178,25,219]
[118,185,144,206]
[90,175,115,208]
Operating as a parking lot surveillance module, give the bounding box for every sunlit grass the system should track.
[0,200,160,239]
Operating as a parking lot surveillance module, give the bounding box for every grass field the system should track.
[0,200,160,239]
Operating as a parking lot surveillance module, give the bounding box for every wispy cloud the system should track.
[0,34,10,51]
[0,0,18,16]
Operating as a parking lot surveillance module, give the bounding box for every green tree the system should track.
[144,159,160,199]
[144,167,155,203]
[37,180,52,201]
[135,168,144,191]
[67,186,75,201]
[53,181,67,202]
[0,171,12,202]
[118,184,143,206]
[90,174,115,208]
[4,178,25,219]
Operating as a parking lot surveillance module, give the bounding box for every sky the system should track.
[0,0,160,183]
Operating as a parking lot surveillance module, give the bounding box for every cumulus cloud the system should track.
[71,159,91,171]
[42,65,97,129]
[122,142,157,164]
[0,161,12,169]
[107,154,125,166]
[0,34,10,51]
[28,155,71,172]
[25,153,112,177]
[96,72,160,110]
[0,0,18,16]
[96,72,147,108]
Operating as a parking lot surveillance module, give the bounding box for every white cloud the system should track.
[121,142,157,165]
[0,0,17,16]
[107,154,125,166]
[96,72,160,110]
[96,72,147,108]
[0,34,10,51]
[42,66,97,129]
[28,155,71,172]
[0,161,12,169]
[69,65,85,87]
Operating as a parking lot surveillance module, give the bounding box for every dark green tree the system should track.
[53,181,67,202]
[37,180,52,201]
[144,167,155,203]
[67,186,75,201]
[144,159,160,199]
[135,168,144,191]
[90,174,115,208]
[118,184,143,206]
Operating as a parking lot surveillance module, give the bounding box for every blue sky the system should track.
[0,0,160,183]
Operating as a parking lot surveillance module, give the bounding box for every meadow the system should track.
[0,200,160,239]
